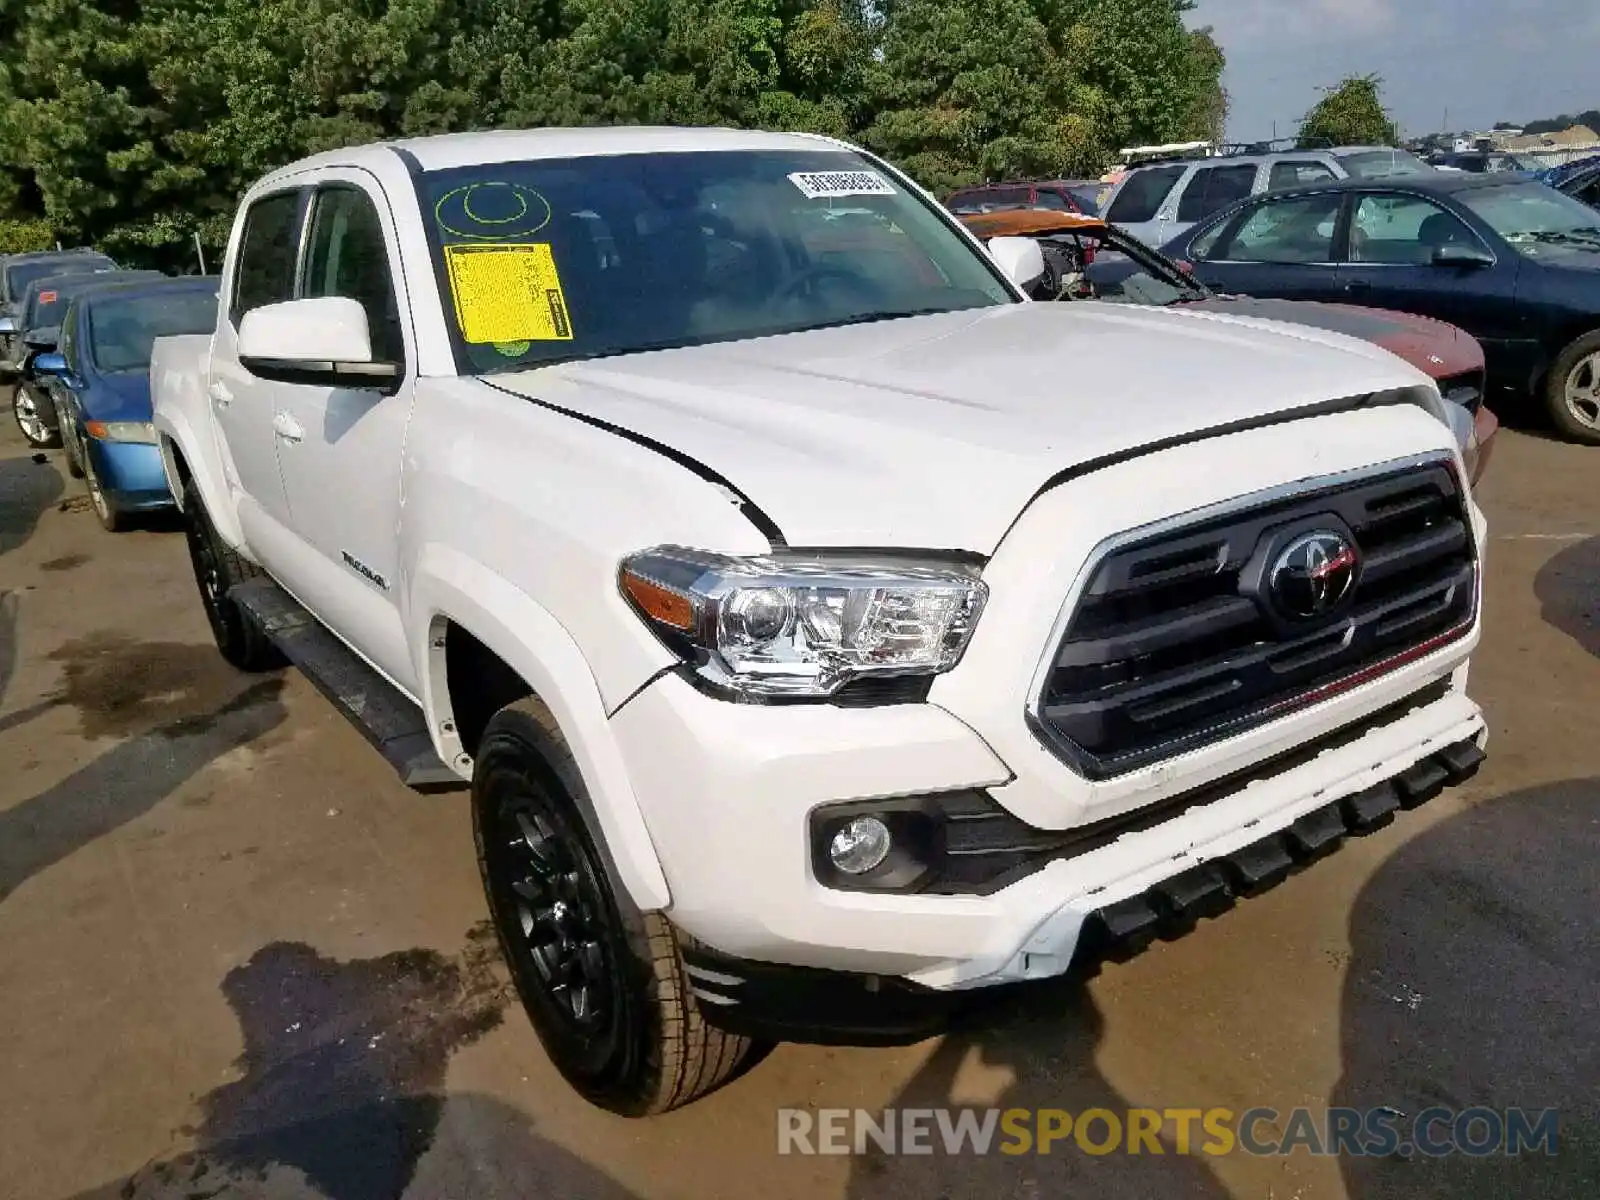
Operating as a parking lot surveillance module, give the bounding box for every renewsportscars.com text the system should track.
[777,1106,1559,1159]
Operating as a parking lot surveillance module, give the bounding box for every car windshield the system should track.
[1457,182,1600,257]
[414,149,1015,375]
[7,256,115,305]
[1335,149,1432,179]
[88,289,219,372]
[1083,231,1207,306]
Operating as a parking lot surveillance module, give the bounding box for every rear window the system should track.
[88,287,220,372]
[1107,165,1187,224]
[1176,164,1258,222]
[7,256,116,306]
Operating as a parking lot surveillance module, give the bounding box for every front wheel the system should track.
[82,448,129,532]
[181,481,282,671]
[1545,332,1600,445]
[474,697,766,1115]
[11,384,59,449]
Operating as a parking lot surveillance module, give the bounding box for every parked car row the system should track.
[1,246,221,525]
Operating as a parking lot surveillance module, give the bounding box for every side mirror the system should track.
[238,296,396,383]
[1432,243,1494,269]
[986,235,1047,291]
[23,327,58,351]
[0,315,16,335]
[32,351,67,375]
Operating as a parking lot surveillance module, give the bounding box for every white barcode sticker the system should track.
[787,170,897,199]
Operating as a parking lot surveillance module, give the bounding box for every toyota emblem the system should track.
[1269,530,1360,620]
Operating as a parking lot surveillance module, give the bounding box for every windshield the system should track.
[1082,230,1207,306]
[1458,183,1600,258]
[1336,149,1432,179]
[7,256,115,305]
[415,149,1015,375]
[88,288,219,372]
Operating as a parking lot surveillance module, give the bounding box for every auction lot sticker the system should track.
[788,170,897,199]
[444,243,573,344]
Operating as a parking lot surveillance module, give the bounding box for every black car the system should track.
[9,269,164,448]
[1161,173,1600,443]
[1548,155,1600,210]
[0,248,118,376]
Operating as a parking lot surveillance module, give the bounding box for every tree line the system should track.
[0,0,1225,266]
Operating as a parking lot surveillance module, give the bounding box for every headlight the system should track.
[619,547,988,700]
[85,420,157,444]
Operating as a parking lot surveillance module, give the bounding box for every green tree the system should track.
[1299,75,1398,148]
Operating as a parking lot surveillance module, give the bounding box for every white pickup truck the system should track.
[153,127,1489,1116]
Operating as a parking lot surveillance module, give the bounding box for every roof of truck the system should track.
[261,127,856,184]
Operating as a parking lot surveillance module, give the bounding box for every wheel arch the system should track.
[411,546,672,912]
[156,411,245,549]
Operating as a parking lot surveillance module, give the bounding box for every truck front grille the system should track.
[1032,459,1476,779]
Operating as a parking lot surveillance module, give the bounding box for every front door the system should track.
[270,176,417,693]
[211,189,304,541]
[1190,190,1349,301]
[1336,192,1525,360]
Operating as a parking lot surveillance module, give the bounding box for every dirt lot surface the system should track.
[1,414,1595,1200]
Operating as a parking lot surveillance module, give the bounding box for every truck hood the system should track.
[487,302,1432,555]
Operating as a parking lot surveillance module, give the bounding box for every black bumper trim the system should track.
[687,735,1484,1046]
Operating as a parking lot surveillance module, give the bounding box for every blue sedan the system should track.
[1160,174,1600,444]
[33,276,220,530]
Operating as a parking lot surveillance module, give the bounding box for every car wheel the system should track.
[81,448,129,532]
[62,423,85,479]
[11,384,60,449]
[474,697,767,1116]
[1546,331,1600,445]
[181,480,283,671]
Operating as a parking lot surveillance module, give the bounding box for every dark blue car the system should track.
[33,276,220,530]
[1161,174,1600,444]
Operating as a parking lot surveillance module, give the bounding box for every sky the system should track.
[1190,0,1600,141]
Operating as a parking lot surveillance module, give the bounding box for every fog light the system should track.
[829,817,892,875]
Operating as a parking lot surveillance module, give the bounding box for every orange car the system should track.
[958,210,1499,483]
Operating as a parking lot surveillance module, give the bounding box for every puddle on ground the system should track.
[40,552,90,572]
[47,632,280,740]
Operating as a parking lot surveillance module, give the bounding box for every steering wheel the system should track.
[768,262,877,308]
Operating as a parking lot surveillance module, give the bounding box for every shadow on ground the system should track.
[0,632,291,902]
[1534,537,1600,660]
[0,450,64,557]
[67,927,642,1200]
[1335,778,1600,1198]
[844,979,1228,1198]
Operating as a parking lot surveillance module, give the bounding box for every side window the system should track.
[1269,161,1338,190]
[1575,174,1600,209]
[303,186,404,364]
[1349,194,1481,265]
[1034,190,1072,211]
[1214,193,1344,263]
[1177,165,1258,222]
[232,192,303,324]
[1107,165,1187,224]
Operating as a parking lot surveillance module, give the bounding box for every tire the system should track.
[181,480,282,671]
[82,449,129,532]
[473,697,766,1116]
[62,424,84,479]
[11,383,60,449]
[1544,331,1600,445]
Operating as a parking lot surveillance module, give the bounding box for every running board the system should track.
[229,578,465,793]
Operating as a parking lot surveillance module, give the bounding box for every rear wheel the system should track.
[181,481,282,671]
[11,384,59,449]
[1545,332,1600,445]
[474,697,766,1115]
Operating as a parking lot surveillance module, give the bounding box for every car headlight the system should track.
[619,547,988,700]
[85,420,157,444]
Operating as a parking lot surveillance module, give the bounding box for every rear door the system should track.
[1335,190,1524,349]
[268,173,417,691]
[1186,190,1349,300]
[211,189,303,540]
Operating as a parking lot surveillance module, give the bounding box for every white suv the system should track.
[152,127,1487,1115]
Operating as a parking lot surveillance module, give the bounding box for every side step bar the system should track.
[230,578,465,793]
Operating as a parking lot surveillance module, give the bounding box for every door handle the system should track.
[1345,279,1372,295]
[272,410,305,444]
[208,380,232,408]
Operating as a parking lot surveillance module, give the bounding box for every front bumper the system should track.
[86,438,174,511]
[606,404,1488,1040]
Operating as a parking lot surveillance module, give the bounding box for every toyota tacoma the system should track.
[152,128,1488,1116]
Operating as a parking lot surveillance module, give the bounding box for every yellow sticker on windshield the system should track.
[444,243,573,344]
